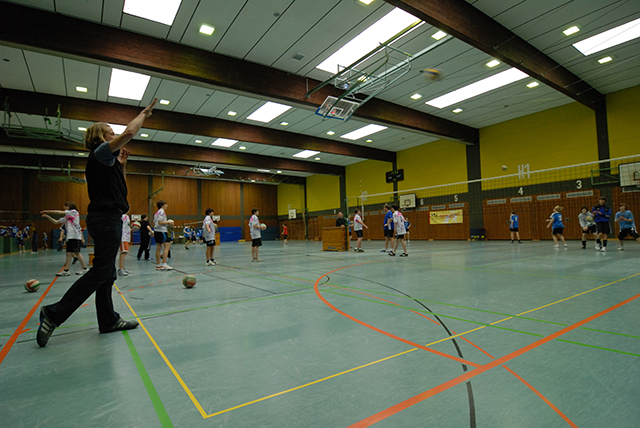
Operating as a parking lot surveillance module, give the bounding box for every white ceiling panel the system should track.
[165,0,201,43]
[55,0,103,22]
[173,85,214,115]
[101,0,125,27]
[24,51,65,95]
[149,79,191,111]
[223,96,262,121]
[63,58,99,100]
[0,45,33,92]
[120,13,171,40]
[195,91,239,117]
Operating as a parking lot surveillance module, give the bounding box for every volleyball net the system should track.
[345,154,640,241]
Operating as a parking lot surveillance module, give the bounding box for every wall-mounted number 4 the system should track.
[518,187,524,195]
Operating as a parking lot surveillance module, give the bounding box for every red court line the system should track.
[348,291,640,427]
[333,282,577,427]
[313,264,481,368]
[0,276,59,365]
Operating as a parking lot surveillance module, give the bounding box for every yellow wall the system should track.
[397,139,468,196]
[345,159,394,206]
[608,85,640,159]
[277,183,305,216]
[306,175,340,212]
[479,102,598,190]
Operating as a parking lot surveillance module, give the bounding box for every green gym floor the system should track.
[1,239,639,428]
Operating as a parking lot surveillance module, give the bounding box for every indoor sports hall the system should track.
[1,1,640,427]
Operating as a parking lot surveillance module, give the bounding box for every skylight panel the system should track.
[340,124,387,140]
[108,69,150,101]
[573,17,640,56]
[123,0,182,26]
[293,150,320,159]
[316,8,420,73]
[108,124,127,135]
[425,68,528,109]
[211,138,238,147]
[246,102,292,123]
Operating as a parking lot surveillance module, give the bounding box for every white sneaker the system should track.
[600,247,606,252]
[117,269,128,276]
[56,270,70,276]
[595,244,601,250]
[553,244,559,248]
[76,268,89,275]
[617,247,624,251]
[156,265,166,271]
[564,244,568,247]
[162,263,173,270]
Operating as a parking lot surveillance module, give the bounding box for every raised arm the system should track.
[108,98,157,153]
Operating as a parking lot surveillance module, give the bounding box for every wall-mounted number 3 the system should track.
[576,180,582,189]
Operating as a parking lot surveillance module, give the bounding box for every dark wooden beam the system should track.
[0,152,306,184]
[0,88,392,162]
[0,134,345,176]
[0,1,478,143]
[385,0,604,110]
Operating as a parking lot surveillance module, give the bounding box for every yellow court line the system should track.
[114,271,640,420]
[114,284,209,419]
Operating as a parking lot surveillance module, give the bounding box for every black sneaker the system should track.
[37,307,57,347]
[388,252,396,256]
[72,257,78,265]
[100,318,139,334]
[400,253,408,257]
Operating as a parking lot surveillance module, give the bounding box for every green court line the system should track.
[123,330,174,428]
[555,339,640,358]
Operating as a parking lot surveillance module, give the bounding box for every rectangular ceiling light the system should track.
[573,17,640,56]
[211,138,238,147]
[246,102,291,123]
[293,150,320,158]
[257,169,271,173]
[340,124,387,140]
[123,0,182,26]
[316,8,421,73]
[108,68,150,101]
[425,68,528,109]
[108,124,127,135]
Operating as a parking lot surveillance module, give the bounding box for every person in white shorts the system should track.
[154,200,174,270]
[118,212,132,276]
[249,208,265,262]
[203,208,217,266]
[41,201,89,276]
[389,204,408,257]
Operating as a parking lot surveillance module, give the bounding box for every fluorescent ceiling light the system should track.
[211,138,237,147]
[276,170,282,174]
[251,180,255,182]
[573,17,640,56]
[410,93,422,100]
[340,124,387,140]
[159,99,170,105]
[358,0,374,5]
[314,157,321,161]
[141,133,149,137]
[316,8,420,73]
[426,68,528,109]
[563,26,580,36]
[452,108,463,113]
[486,59,500,68]
[431,30,447,40]
[280,122,289,126]
[76,86,87,93]
[293,150,320,158]
[327,131,335,135]
[123,0,182,26]
[108,124,127,135]
[365,139,373,143]
[108,69,150,101]
[78,153,85,156]
[195,140,202,143]
[239,146,247,150]
[199,24,215,35]
[526,82,539,88]
[246,101,291,123]
[227,111,237,116]
[257,169,271,173]
[78,127,87,131]
[598,56,613,64]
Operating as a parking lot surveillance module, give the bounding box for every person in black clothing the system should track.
[36,98,157,347]
[136,213,153,261]
[335,211,347,228]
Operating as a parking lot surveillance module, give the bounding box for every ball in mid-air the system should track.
[501,165,508,171]
[182,275,196,288]
[25,279,40,293]
[422,68,443,81]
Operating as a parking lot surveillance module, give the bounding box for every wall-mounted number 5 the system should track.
[454,195,459,202]
[576,180,582,189]
[420,199,424,206]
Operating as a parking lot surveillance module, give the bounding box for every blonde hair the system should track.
[84,122,110,151]
[554,205,564,212]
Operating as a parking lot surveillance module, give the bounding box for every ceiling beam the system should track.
[0,2,479,144]
[0,152,306,184]
[0,134,345,176]
[0,88,391,163]
[385,0,604,110]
